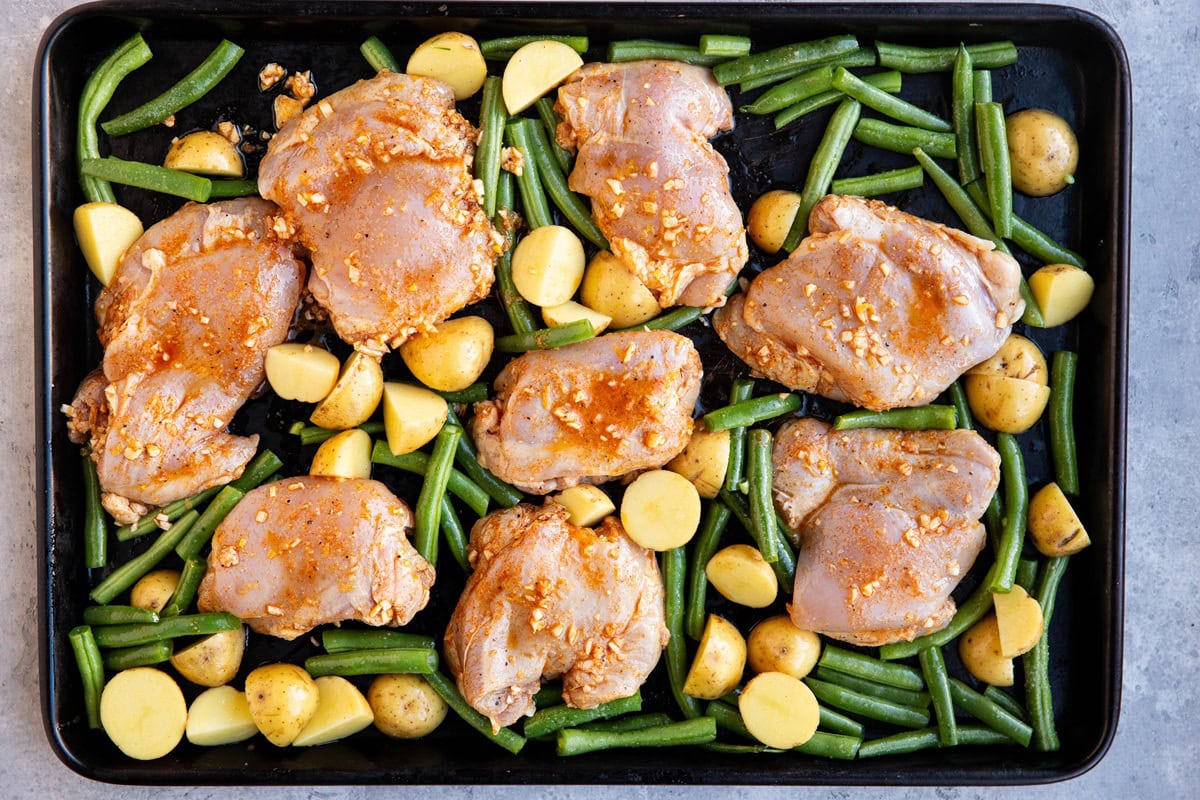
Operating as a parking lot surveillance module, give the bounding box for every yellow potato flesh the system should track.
[502,40,584,114]
[682,614,747,699]
[399,316,494,392]
[265,343,341,403]
[170,627,246,688]
[542,300,613,334]
[738,671,819,749]
[746,190,802,254]
[747,615,822,679]
[100,668,187,760]
[966,333,1048,384]
[1028,264,1095,328]
[666,426,730,499]
[244,663,320,747]
[552,484,616,528]
[130,569,180,614]
[1028,482,1092,556]
[511,225,586,307]
[705,544,779,608]
[163,130,244,178]
[292,675,375,747]
[186,685,258,746]
[963,374,1050,434]
[309,428,372,479]
[382,382,448,456]
[368,674,448,739]
[73,202,143,286]
[958,614,1014,686]
[309,351,384,429]
[579,250,660,329]
[406,32,487,100]
[620,469,701,551]
[993,584,1045,658]
[1006,108,1079,197]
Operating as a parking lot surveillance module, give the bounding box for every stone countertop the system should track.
[3,0,1197,798]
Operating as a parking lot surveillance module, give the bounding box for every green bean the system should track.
[876,41,1019,73]
[973,70,993,104]
[524,691,642,739]
[437,384,489,404]
[414,424,462,565]
[583,712,673,733]
[948,678,1033,746]
[879,560,1002,659]
[1050,351,1080,494]
[685,501,732,640]
[712,35,859,87]
[852,118,957,159]
[705,700,753,739]
[89,510,198,605]
[773,70,900,129]
[833,404,956,431]
[81,452,107,569]
[68,626,104,728]
[818,644,925,690]
[703,392,801,432]
[989,433,1029,594]
[359,35,399,72]
[723,378,756,492]
[174,485,244,561]
[740,67,834,115]
[976,101,1013,237]
[662,546,702,720]
[782,98,861,250]
[953,45,981,185]
[1016,556,1040,593]
[832,68,951,132]
[611,305,703,334]
[949,381,973,430]
[495,319,595,352]
[479,35,588,60]
[503,121,553,229]
[699,35,752,58]
[304,647,438,677]
[230,450,284,492]
[115,486,219,542]
[159,556,205,617]
[297,421,386,447]
[534,684,563,708]
[804,677,930,729]
[445,406,523,509]
[985,685,1028,722]
[80,157,212,202]
[82,605,158,626]
[91,612,241,648]
[819,704,864,738]
[857,725,1011,757]
[957,725,1015,746]
[812,667,930,708]
[476,76,507,218]
[102,40,244,136]
[493,173,538,335]
[78,33,154,203]
[607,40,725,66]
[439,495,470,573]
[830,165,924,197]
[207,179,259,199]
[557,716,716,756]
[746,430,780,565]
[533,97,572,174]
[102,640,173,671]
[739,47,877,93]
[524,117,607,248]
[369,441,490,517]
[1026,555,1069,751]
[1008,212,1087,268]
[425,670,526,754]
[918,646,957,746]
[322,629,437,653]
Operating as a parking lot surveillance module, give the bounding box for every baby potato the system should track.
[552,484,616,528]
[967,334,1048,385]
[406,32,487,100]
[265,343,341,403]
[186,685,258,746]
[620,469,701,551]
[368,674,448,739]
[747,189,802,254]
[579,250,661,329]
[292,675,375,747]
[382,382,448,456]
[502,39,584,114]
[244,663,320,747]
[163,130,244,178]
[993,584,1044,659]
[170,626,247,688]
[1028,264,1095,328]
[738,671,819,749]
[705,544,778,608]
[309,428,372,479]
[747,615,822,679]
[1005,108,1079,196]
[682,614,747,700]
[1028,482,1092,556]
[309,351,384,430]
[963,373,1051,433]
[666,425,730,499]
[511,225,586,307]
[100,667,188,760]
[130,569,180,613]
[958,614,1014,686]
[73,202,143,286]
[399,316,494,392]
[542,300,613,335]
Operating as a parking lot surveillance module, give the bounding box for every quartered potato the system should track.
[164,130,244,177]
[382,382,448,456]
[368,674,448,739]
[73,202,143,286]
[579,250,660,329]
[399,316,494,393]
[705,544,778,608]
[682,614,746,700]
[964,334,1051,433]
[186,685,258,746]
[265,343,342,403]
[1028,482,1092,556]
[511,225,586,307]
[130,569,180,614]
[542,300,613,335]
[309,351,384,429]
[406,32,487,100]
[502,39,584,114]
[309,428,372,479]
[958,614,1014,686]
[552,484,616,528]
[1029,264,1094,327]
[244,663,320,747]
[292,676,375,747]
[993,584,1044,658]
[170,626,246,688]
[666,426,730,499]
[100,668,187,760]
[746,189,802,254]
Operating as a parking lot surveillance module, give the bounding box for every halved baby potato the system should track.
[682,614,746,700]
[958,613,1014,687]
[164,130,244,178]
[399,316,494,393]
[967,334,1048,385]
[171,626,246,688]
[502,39,584,114]
[309,351,384,430]
[993,584,1045,658]
[620,469,701,551]
[244,663,320,747]
[265,343,341,403]
[962,374,1051,434]
[406,32,487,101]
[382,382,448,456]
[553,484,615,528]
[738,671,819,749]
[666,426,730,499]
[579,250,660,330]
[511,225,586,307]
[1028,482,1091,556]
[1028,264,1094,328]
[705,544,778,608]
[309,428,372,479]
[746,189,802,254]
[130,569,181,614]
[100,667,187,760]
[542,300,613,335]
[73,202,143,286]
[186,685,258,746]
[292,675,375,747]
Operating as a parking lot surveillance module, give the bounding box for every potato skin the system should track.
[967,334,1048,385]
[682,614,747,699]
[579,250,660,329]
[244,663,320,747]
[747,615,821,679]
[309,351,384,430]
[963,373,1050,434]
[406,32,487,100]
[399,316,494,392]
[130,569,181,613]
[163,130,244,178]
[1005,108,1079,196]
[958,614,1014,686]
[1028,482,1091,556]
[368,674,448,739]
[170,627,246,688]
[747,190,802,254]
[666,426,730,499]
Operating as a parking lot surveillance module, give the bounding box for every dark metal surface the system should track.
[35,1,1129,785]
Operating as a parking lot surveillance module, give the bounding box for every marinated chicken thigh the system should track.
[715,195,1025,410]
[471,330,702,494]
[65,199,304,522]
[259,71,496,354]
[555,61,747,308]
[198,477,434,640]
[773,418,999,646]
[444,502,668,731]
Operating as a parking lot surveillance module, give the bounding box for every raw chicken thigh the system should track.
[773,418,999,646]
[715,195,1025,410]
[198,477,434,640]
[259,71,496,354]
[444,502,668,731]
[555,60,747,308]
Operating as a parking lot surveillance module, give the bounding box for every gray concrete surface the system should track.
[3,0,1198,797]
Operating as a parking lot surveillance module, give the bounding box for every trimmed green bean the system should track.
[1016,556,1040,593]
[494,173,538,335]
[703,392,801,432]
[102,640,173,671]
[705,700,753,739]
[524,117,607,248]
[918,646,957,746]
[989,433,1029,593]
[957,725,1014,746]
[82,605,158,626]
[533,97,572,174]
[746,430,780,565]
[557,716,716,756]
[738,47,874,93]
[207,179,259,199]
[985,685,1028,722]
[115,486,219,542]
[81,452,107,569]
[876,41,1019,73]
[858,725,1011,757]
[524,691,642,739]
[503,121,553,229]
[78,33,154,202]
[583,712,673,734]
[437,384,489,404]
[699,35,752,58]
[1026,555,1069,751]
[425,670,526,754]
[102,40,244,136]
[91,612,241,648]
[476,76,507,218]
[949,381,973,430]
[662,546,702,720]
[1050,351,1080,494]
[832,67,951,132]
[782,98,862,250]
[948,678,1033,746]
[413,424,462,565]
[369,440,490,517]
[953,45,981,185]
[804,677,930,728]
[813,667,930,708]
[297,421,385,447]
[230,450,284,492]
[977,101,1013,237]
[439,495,470,573]
[723,378,755,492]
[495,319,595,352]
[304,647,438,677]
[612,305,703,334]
[480,35,588,60]
[853,118,957,159]
[685,501,732,640]
[740,67,834,115]
[973,70,993,104]
[607,40,725,66]
[831,165,924,197]
[819,645,925,690]
[773,70,900,129]
[174,485,244,561]
[80,157,212,202]
[160,556,205,617]
[1009,212,1087,268]
[834,405,957,431]
[819,704,864,738]
[68,626,104,728]
[360,36,399,72]
[712,35,859,86]
[89,510,198,605]
[794,731,863,759]
[322,629,437,653]
[445,406,523,509]
[534,684,564,708]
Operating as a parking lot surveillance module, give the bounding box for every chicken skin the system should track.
[198,477,434,640]
[65,199,304,522]
[444,502,668,731]
[471,330,702,494]
[715,195,1025,410]
[258,71,496,354]
[555,61,747,308]
[773,418,999,646]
